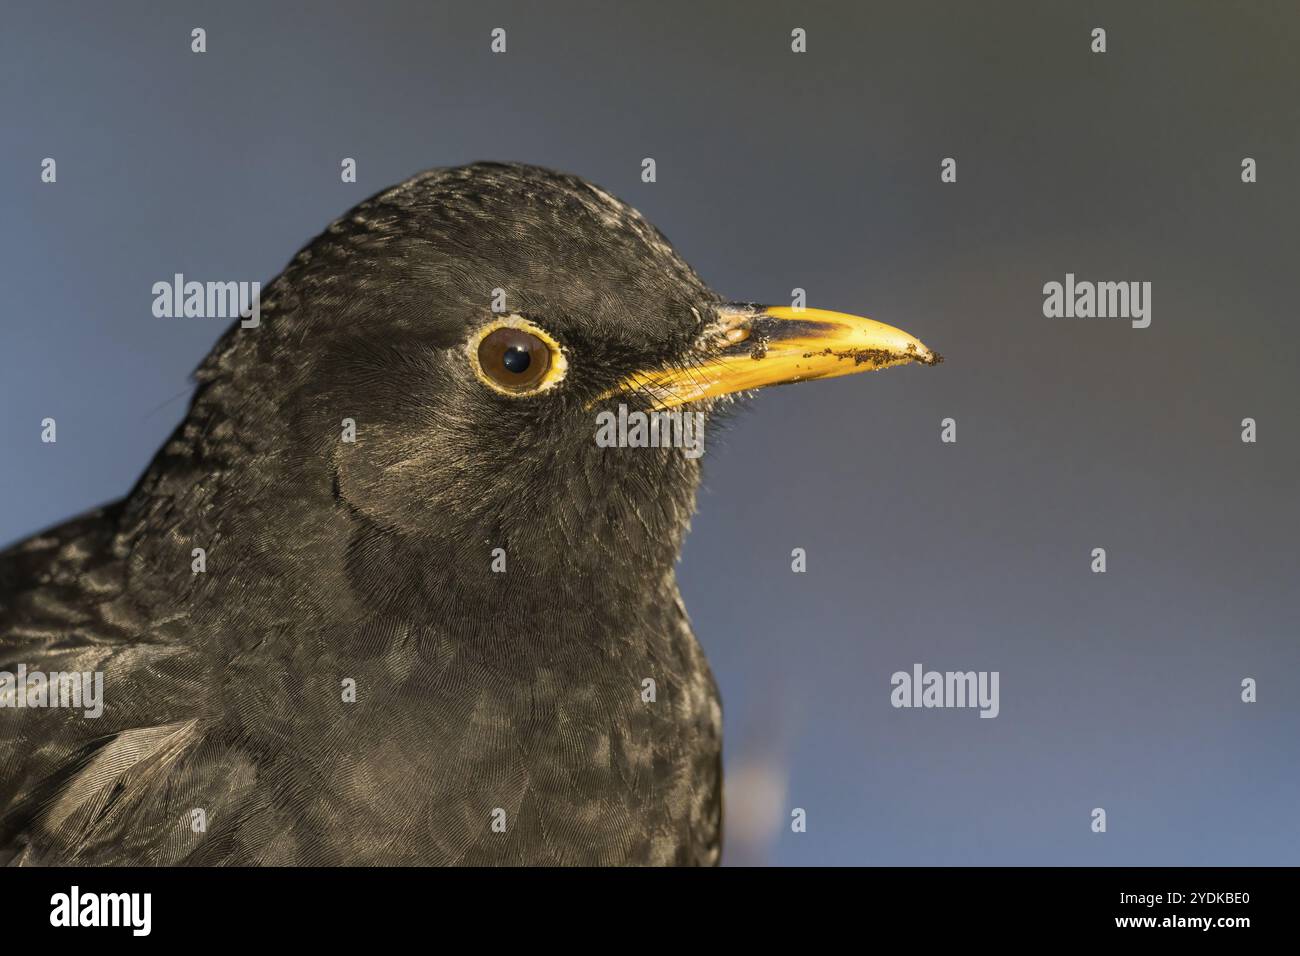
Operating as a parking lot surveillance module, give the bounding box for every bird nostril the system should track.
[723,326,751,345]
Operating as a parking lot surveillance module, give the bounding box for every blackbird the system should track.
[0,162,938,865]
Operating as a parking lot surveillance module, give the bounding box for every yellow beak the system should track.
[613,304,941,409]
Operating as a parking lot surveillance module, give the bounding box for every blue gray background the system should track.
[2,1,1297,865]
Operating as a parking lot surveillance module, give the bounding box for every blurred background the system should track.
[2,1,1297,865]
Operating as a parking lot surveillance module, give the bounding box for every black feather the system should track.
[1,163,723,866]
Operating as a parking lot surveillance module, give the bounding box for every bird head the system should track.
[185,163,939,624]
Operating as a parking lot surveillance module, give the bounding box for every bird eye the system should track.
[468,317,567,396]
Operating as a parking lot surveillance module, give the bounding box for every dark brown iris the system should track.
[477,326,551,391]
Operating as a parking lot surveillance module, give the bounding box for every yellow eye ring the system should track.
[466,315,568,396]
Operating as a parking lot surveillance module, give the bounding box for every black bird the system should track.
[0,163,938,865]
